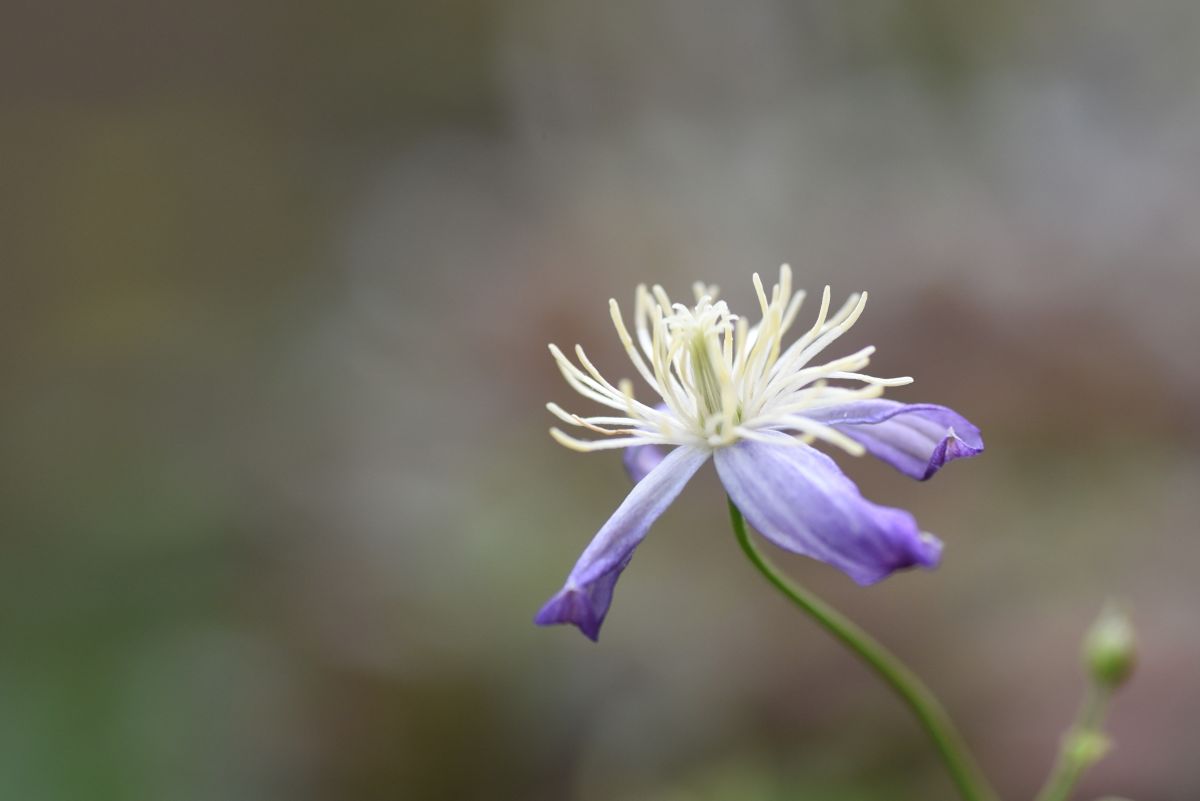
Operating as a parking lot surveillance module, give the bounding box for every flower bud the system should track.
[1083,604,1136,688]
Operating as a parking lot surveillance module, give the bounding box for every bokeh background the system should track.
[4,2,1199,799]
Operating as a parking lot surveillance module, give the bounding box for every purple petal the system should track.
[805,400,983,480]
[536,446,710,640]
[623,443,668,484]
[714,433,942,585]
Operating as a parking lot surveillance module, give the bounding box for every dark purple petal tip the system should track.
[844,520,945,585]
[534,584,606,641]
[925,426,984,480]
[805,400,983,481]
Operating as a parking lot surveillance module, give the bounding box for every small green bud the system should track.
[1083,604,1137,688]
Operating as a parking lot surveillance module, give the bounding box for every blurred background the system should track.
[3,1,1199,799]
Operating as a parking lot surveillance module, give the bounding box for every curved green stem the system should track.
[728,499,999,801]
[1033,685,1112,801]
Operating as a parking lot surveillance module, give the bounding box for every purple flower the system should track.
[537,267,982,640]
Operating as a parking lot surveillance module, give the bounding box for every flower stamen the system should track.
[548,266,909,456]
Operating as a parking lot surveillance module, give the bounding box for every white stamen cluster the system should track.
[548,265,912,455]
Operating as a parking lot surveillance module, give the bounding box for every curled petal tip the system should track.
[805,400,983,481]
[916,531,944,568]
[924,429,984,480]
[846,528,944,586]
[535,586,602,641]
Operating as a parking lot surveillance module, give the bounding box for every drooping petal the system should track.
[623,443,668,484]
[804,400,983,480]
[714,433,942,585]
[536,446,710,640]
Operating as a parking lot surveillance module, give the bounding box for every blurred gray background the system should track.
[3,2,1199,799]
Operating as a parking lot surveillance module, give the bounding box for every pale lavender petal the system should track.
[805,400,983,480]
[714,433,942,585]
[623,443,667,484]
[536,446,710,640]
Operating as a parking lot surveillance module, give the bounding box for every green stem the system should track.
[728,499,999,801]
[1032,685,1112,801]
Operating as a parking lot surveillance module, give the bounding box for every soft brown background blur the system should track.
[3,2,1199,800]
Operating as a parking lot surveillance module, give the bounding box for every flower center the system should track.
[688,331,726,420]
[546,266,916,456]
[658,294,740,442]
